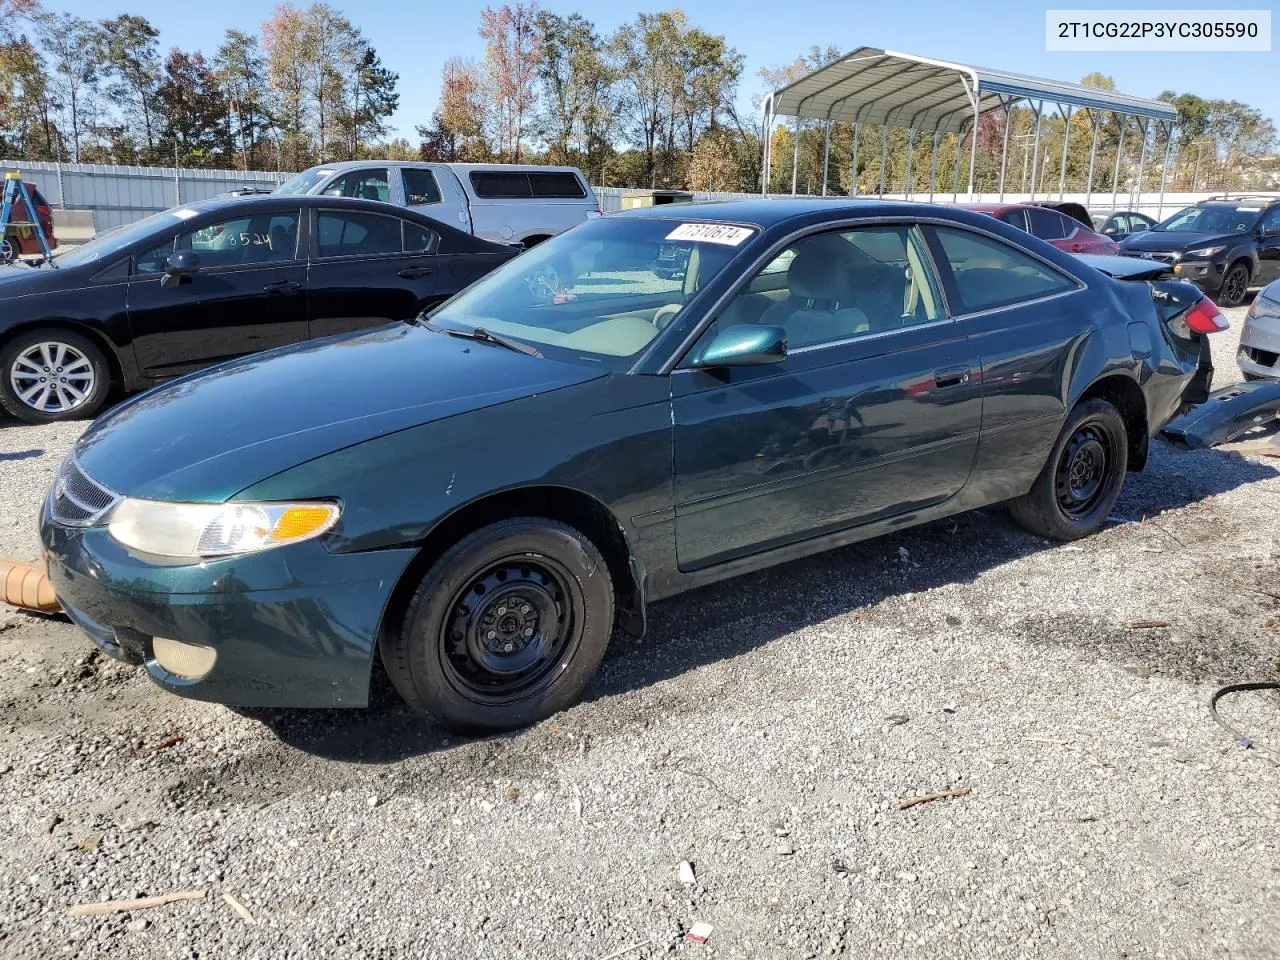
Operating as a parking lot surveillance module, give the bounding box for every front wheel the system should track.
[0,327,111,424]
[381,518,615,733]
[1218,262,1250,307]
[1008,398,1129,541]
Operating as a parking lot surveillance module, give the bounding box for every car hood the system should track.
[1120,230,1236,252]
[74,323,606,501]
[0,264,64,292]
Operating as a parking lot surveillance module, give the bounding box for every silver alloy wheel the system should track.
[9,341,95,414]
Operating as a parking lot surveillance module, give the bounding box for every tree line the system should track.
[0,0,1275,194]
[0,0,399,169]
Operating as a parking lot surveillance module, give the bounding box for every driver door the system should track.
[1258,207,1280,284]
[126,209,308,378]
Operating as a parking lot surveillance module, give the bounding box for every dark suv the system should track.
[1118,195,1280,306]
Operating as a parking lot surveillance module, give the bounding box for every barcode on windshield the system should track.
[665,223,754,246]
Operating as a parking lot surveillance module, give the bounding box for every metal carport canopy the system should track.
[767,46,1177,132]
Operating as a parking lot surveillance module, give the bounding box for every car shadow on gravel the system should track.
[247,442,1278,762]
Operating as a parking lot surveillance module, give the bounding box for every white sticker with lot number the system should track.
[665,223,753,246]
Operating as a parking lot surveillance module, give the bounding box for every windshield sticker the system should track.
[1236,206,1262,212]
[171,208,199,220]
[665,223,753,246]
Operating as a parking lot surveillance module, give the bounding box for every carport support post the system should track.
[878,122,889,196]
[850,121,860,196]
[1156,123,1174,220]
[1028,102,1043,201]
[998,98,1013,202]
[904,128,916,198]
[1058,105,1073,199]
[791,115,801,195]
[928,129,940,201]
[952,126,964,201]
[967,96,979,199]
[821,119,831,196]
[1084,111,1100,209]
[1111,116,1126,210]
[1133,118,1149,212]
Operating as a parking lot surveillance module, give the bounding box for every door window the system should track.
[1259,206,1280,234]
[402,168,443,205]
[403,221,436,253]
[133,212,300,274]
[315,210,405,258]
[930,226,1076,313]
[324,168,391,203]
[1026,207,1069,240]
[712,226,942,351]
[998,210,1028,231]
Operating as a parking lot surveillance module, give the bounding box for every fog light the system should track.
[152,636,217,680]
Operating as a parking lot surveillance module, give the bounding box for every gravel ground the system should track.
[0,305,1277,960]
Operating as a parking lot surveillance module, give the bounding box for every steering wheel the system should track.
[653,303,683,331]
[524,263,561,303]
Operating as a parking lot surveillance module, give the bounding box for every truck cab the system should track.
[274,161,599,248]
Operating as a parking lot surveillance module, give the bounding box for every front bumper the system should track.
[1170,258,1226,293]
[1239,315,1280,379]
[41,503,417,708]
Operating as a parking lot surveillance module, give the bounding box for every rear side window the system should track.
[403,221,435,253]
[469,171,587,199]
[1026,208,1069,241]
[930,226,1077,314]
[529,172,586,198]
[402,168,442,205]
[315,210,403,258]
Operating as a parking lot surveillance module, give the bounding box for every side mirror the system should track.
[1262,225,1280,239]
[323,187,344,197]
[160,249,201,289]
[692,324,788,369]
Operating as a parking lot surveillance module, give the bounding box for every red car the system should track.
[958,203,1117,255]
[1,180,57,261]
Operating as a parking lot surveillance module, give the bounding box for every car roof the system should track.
[177,194,414,215]
[610,197,968,228]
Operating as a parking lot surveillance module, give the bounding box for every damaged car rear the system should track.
[40,200,1228,733]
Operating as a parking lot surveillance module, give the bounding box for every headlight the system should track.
[1247,291,1280,319]
[108,499,340,559]
[1184,245,1225,258]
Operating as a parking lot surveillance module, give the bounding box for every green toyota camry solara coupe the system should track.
[41,199,1224,732]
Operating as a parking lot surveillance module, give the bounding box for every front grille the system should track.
[1124,251,1178,264]
[1245,346,1279,368]
[49,456,118,527]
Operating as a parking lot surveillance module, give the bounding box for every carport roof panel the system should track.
[768,47,1178,133]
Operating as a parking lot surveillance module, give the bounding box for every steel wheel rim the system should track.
[439,555,582,705]
[1225,267,1246,303]
[9,341,95,414]
[1054,421,1117,519]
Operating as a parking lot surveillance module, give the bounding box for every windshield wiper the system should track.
[424,319,544,358]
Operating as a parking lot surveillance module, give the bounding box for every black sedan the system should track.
[0,195,517,423]
[42,200,1225,732]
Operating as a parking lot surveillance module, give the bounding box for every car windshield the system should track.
[54,208,199,268]
[427,217,756,363]
[1153,204,1261,234]
[274,168,334,195]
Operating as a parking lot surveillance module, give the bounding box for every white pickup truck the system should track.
[274,161,600,247]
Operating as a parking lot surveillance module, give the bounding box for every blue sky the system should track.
[53,0,1280,138]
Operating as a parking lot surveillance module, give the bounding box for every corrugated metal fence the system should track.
[0,160,291,231]
[3,160,1268,231]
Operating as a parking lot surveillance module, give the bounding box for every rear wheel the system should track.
[0,327,111,424]
[1009,398,1129,541]
[1218,262,1250,307]
[381,518,615,733]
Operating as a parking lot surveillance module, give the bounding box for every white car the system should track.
[1238,278,1280,380]
[274,161,599,248]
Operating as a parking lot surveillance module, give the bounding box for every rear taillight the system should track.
[1184,299,1230,334]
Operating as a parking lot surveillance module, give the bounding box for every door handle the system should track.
[398,266,435,279]
[933,367,971,389]
[263,280,301,295]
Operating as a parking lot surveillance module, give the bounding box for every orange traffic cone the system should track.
[0,558,60,613]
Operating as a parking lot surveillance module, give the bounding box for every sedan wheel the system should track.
[1009,398,1128,541]
[382,517,615,732]
[0,328,110,424]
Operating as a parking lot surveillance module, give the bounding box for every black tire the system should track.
[381,517,614,733]
[1218,261,1250,308]
[1008,398,1129,541]
[0,327,112,424]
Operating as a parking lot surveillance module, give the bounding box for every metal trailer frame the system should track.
[760,46,1179,212]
